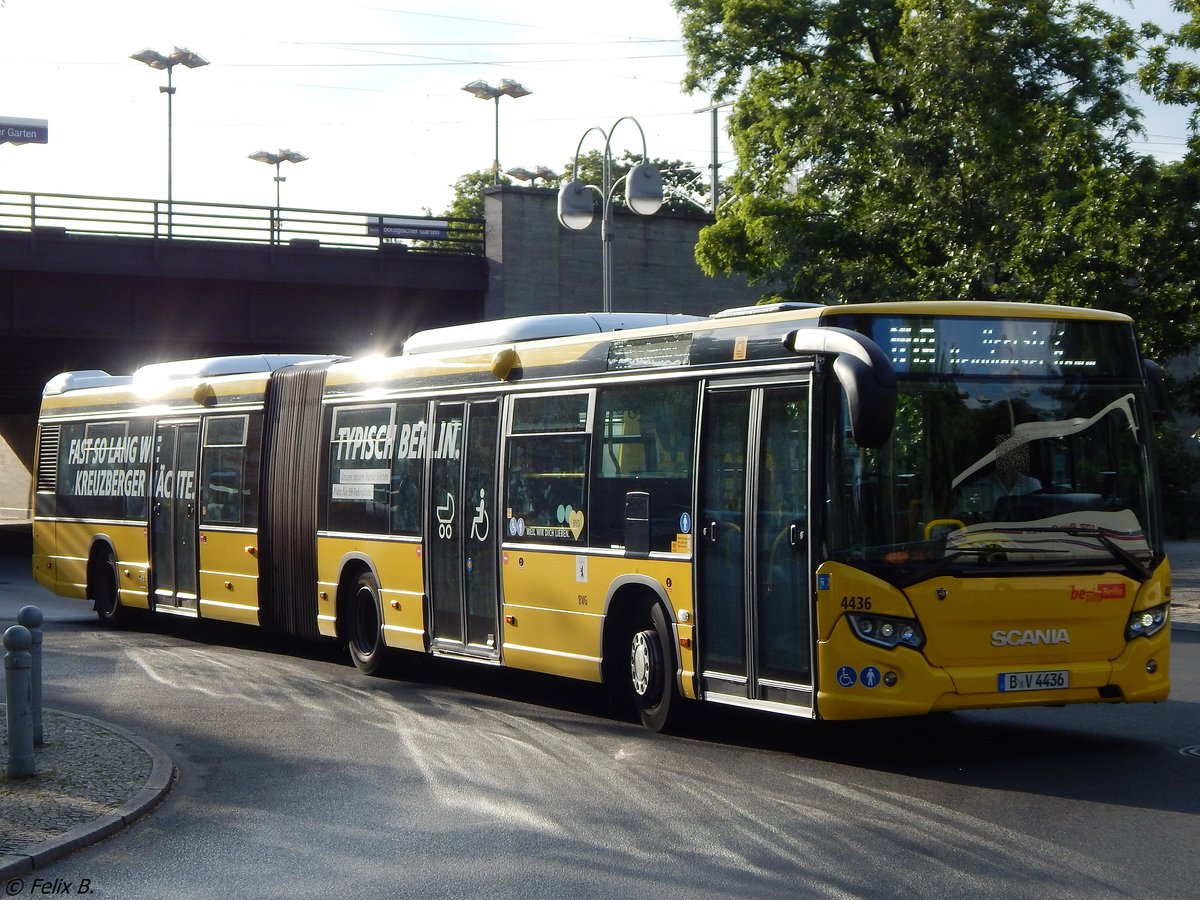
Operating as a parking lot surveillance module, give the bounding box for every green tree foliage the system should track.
[1138,0,1200,421]
[411,169,510,253]
[443,169,511,222]
[565,150,711,214]
[1140,0,1200,134]
[672,0,1200,357]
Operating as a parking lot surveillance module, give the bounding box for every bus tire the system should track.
[90,547,126,628]
[346,570,392,676]
[629,602,681,733]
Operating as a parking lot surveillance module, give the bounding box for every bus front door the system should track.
[150,421,200,614]
[698,382,813,714]
[428,399,500,657]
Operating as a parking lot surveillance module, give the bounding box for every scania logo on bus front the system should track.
[992,628,1071,647]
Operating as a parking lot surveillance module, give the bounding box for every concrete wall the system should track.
[483,185,766,319]
[0,416,34,523]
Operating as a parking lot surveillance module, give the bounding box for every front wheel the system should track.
[346,571,392,676]
[629,603,684,732]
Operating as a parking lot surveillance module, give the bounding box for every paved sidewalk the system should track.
[0,543,1196,885]
[0,709,173,883]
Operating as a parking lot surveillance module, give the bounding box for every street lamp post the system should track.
[556,117,664,314]
[130,47,209,237]
[462,79,531,184]
[248,149,308,244]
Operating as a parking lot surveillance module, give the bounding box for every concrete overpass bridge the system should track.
[0,185,763,519]
[0,190,488,415]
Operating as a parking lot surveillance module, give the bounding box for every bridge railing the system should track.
[0,190,484,254]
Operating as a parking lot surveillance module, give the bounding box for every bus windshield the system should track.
[825,315,1159,585]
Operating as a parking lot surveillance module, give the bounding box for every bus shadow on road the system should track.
[690,701,1200,815]
[61,599,1200,818]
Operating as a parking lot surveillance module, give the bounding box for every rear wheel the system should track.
[629,602,683,732]
[346,570,392,676]
[90,548,126,627]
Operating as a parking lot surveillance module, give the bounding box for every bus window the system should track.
[328,404,396,535]
[511,392,589,433]
[505,392,590,544]
[57,419,152,522]
[201,415,259,527]
[389,401,427,536]
[590,382,696,552]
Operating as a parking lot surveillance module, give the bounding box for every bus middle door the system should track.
[427,399,500,657]
[150,420,201,615]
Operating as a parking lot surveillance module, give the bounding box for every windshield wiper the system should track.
[996,525,1151,581]
[903,547,1050,584]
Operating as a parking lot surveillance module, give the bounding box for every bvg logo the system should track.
[1070,583,1127,603]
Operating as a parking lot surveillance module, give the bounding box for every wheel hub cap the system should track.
[631,631,652,696]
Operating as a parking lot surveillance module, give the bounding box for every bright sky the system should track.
[0,0,1194,219]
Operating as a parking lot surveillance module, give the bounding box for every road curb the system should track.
[0,709,175,884]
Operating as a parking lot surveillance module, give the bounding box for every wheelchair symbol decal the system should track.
[470,488,489,542]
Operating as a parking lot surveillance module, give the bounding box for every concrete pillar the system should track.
[4,624,35,778]
[17,605,42,745]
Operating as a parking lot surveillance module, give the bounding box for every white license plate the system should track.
[998,670,1069,692]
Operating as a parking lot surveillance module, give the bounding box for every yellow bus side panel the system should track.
[197,529,261,626]
[316,536,428,652]
[501,605,604,681]
[32,519,59,594]
[36,519,151,610]
[500,548,696,694]
[585,554,697,699]
[501,549,604,681]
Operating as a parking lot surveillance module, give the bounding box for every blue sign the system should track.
[860,666,881,689]
[0,117,48,145]
[367,216,449,240]
[817,573,830,591]
[679,512,692,534]
[836,665,857,688]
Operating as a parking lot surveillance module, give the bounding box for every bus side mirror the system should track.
[1143,358,1170,422]
[785,327,897,448]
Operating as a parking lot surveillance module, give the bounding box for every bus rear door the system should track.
[150,420,201,615]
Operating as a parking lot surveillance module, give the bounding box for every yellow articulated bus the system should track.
[32,301,1172,730]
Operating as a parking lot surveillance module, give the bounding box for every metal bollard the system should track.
[17,606,43,746]
[4,624,36,778]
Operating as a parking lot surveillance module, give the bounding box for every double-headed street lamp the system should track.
[462,79,531,184]
[249,149,307,244]
[130,47,209,236]
[556,117,664,314]
[507,165,559,187]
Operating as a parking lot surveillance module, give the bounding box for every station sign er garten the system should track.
[368,216,449,240]
[0,117,48,145]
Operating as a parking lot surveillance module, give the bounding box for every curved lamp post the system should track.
[462,79,531,185]
[131,47,209,237]
[249,149,307,244]
[556,117,663,314]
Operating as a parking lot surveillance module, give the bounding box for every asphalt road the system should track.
[3,549,1198,899]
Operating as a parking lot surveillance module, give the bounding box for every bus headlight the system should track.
[848,614,925,650]
[1125,603,1169,640]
